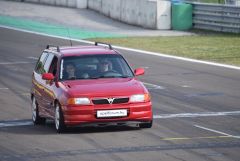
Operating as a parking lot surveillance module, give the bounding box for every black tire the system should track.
[139,120,152,129]
[55,103,66,133]
[31,97,46,125]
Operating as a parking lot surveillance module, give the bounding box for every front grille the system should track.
[92,99,109,105]
[113,98,129,104]
[92,97,129,105]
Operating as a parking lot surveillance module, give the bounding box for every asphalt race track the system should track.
[0,27,240,161]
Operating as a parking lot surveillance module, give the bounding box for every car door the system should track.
[32,52,49,116]
[43,55,59,117]
[40,53,55,118]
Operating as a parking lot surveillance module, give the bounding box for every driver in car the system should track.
[99,60,112,73]
[95,60,117,78]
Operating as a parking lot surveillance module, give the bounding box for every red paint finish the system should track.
[134,68,145,76]
[42,73,54,80]
[31,44,152,130]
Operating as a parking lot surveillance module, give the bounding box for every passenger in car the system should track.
[64,63,76,80]
[98,60,112,73]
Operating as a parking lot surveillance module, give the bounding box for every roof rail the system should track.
[46,45,60,52]
[95,42,113,50]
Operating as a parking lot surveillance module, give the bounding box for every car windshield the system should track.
[60,54,134,80]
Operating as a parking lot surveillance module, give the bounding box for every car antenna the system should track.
[67,28,73,46]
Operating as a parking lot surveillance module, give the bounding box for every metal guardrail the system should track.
[190,2,240,33]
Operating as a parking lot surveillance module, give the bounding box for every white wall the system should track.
[24,0,40,3]
[40,0,55,5]
[22,0,170,29]
[77,0,87,8]
[157,0,171,29]
[236,0,240,6]
[24,0,88,8]
[87,0,162,29]
[87,0,102,12]
[55,0,67,6]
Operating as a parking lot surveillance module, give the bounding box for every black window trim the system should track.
[43,53,55,74]
[34,51,49,74]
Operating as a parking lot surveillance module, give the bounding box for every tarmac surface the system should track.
[0,27,240,161]
[0,1,240,161]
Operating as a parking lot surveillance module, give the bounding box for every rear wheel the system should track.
[31,97,46,125]
[55,103,66,133]
[139,121,152,129]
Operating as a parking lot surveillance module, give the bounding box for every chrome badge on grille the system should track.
[107,98,115,104]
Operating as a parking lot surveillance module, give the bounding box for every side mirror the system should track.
[42,73,54,80]
[134,68,145,76]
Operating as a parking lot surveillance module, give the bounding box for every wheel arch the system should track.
[53,99,64,110]
[54,99,60,107]
[31,93,34,101]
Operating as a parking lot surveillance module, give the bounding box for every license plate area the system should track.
[96,109,128,118]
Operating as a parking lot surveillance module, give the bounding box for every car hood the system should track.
[61,78,146,97]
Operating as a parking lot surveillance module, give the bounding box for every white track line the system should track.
[1,25,240,70]
[0,88,9,90]
[114,46,240,70]
[0,121,32,128]
[27,56,38,60]
[1,110,240,128]
[143,82,165,90]
[0,61,34,65]
[194,125,240,139]
[181,85,191,88]
[153,111,240,119]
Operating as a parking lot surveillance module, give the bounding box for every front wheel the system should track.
[31,97,46,125]
[139,121,152,129]
[55,103,66,133]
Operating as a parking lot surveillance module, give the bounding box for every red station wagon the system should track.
[31,42,153,133]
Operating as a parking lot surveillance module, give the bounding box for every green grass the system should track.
[89,33,240,66]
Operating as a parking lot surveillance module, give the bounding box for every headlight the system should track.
[129,94,150,103]
[68,98,91,105]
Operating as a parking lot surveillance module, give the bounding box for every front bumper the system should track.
[62,102,152,126]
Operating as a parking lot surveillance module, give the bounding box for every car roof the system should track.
[45,45,118,57]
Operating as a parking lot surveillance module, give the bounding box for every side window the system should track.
[35,52,48,74]
[43,54,54,74]
[48,56,58,76]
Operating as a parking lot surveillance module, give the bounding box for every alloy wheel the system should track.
[55,105,60,130]
[32,97,37,122]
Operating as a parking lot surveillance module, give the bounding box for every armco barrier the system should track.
[190,2,240,33]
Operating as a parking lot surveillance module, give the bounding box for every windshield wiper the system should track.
[91,75,115,79]
[88,75,104,79]
[89,75,131,79]
[117,75,131,78]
